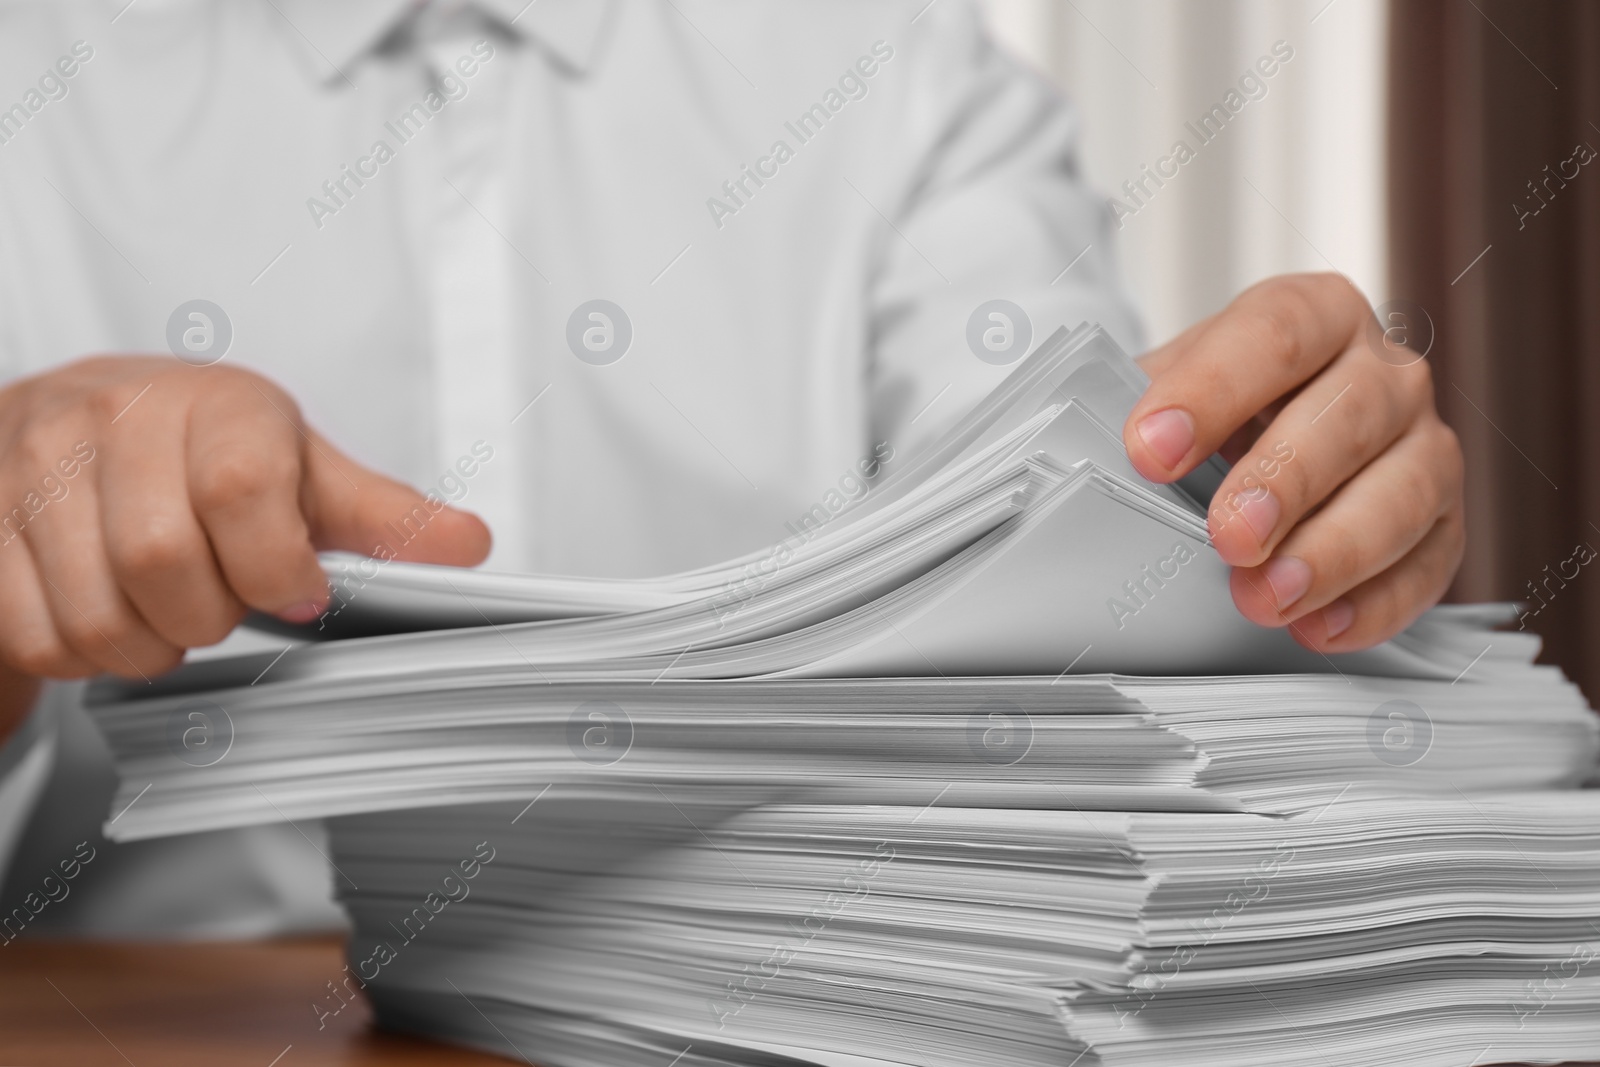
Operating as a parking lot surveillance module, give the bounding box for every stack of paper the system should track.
[325,794,1600,1067]
[90,666,1596,840]
[183,325,1469,680]
[84,324,1600,1067]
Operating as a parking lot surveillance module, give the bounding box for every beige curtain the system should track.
[980,0,1389,347]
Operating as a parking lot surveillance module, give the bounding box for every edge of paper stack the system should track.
[86,324,1600,1067]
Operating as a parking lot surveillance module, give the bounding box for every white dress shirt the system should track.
[0,0,1140,936]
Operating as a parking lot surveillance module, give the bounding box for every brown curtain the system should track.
[1389,0,1600,702]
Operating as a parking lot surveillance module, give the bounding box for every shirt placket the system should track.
[419,21,526,570]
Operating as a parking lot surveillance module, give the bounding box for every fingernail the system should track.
[1135,408,1194,473]
[1262,556,1312,611]
[1321,599,1355,639]
[277,600,327,624]
[1234,489,1280,547]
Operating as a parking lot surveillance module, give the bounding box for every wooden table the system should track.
[0,937,516,1066]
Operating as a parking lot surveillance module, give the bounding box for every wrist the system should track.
[0,661,42,744]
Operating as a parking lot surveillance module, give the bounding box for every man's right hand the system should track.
[0,356,491,693]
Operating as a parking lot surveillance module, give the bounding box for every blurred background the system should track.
[979,0,1600,703]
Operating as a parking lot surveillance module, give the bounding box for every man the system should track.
[0,0,1460,935]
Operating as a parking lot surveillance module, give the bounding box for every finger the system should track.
[1228,418,1463,628]
[1207,343,1436,567]
[1284,508,1465,654]
[187,381,330,622]
[98,390,245,648]
[0,530,98,679]
[1140,312,1284,467]
[303,429,491,566]
[1123,273,1369,482]
[16,454,185,680]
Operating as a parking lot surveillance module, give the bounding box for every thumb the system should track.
[300,430,493,566]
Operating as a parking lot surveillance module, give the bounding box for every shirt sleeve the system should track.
[865,0,1144,462]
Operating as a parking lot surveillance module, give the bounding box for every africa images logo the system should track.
[1366,699,1433,767]
[165,700,234,768]
[966,300,1033,366]
[565,300,633,366]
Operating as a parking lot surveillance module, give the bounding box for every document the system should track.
[85,325,1600,1067]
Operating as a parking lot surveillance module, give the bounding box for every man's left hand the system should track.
[1123,272,1465,652]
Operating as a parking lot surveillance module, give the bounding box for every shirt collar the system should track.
[272,0,615,85]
